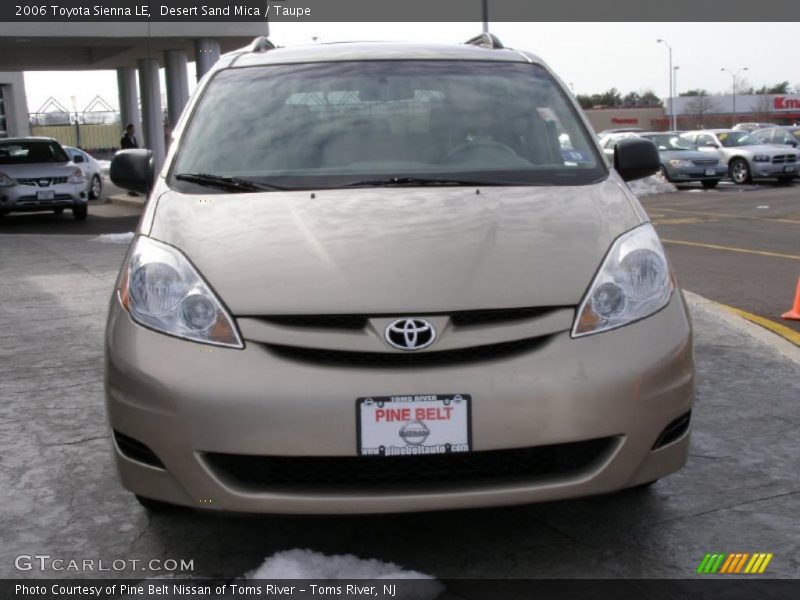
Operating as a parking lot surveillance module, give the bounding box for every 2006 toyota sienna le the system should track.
[107,34,694,513]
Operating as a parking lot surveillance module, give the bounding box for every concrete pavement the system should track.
[0,233,798,580]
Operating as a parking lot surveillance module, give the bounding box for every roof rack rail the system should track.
[464,33,504,50]
[248,36,276,53]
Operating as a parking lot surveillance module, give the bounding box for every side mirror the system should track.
[110,149,154,194]
[72,154,85,164]
[614,137,659,181]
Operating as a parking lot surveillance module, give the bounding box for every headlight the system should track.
[0,171,16,187]
[68,168,86,184]
[118,236,243,348]
[668,159,693,168]
[752,155,770,162]
[572,223,673,338]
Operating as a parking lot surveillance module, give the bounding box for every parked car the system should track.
[598,132,639,161]
[732,122,778,132]
[638,132,727,188]
[0,137,88,220]
[680,129,800,184]
[752,126,800,148]
[64,146,104,199]
[107,35,693,514]
[596,126,643,137]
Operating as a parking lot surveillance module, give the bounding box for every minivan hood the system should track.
[147,180,643,314]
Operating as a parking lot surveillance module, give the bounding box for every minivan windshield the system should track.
[171,60,605,191]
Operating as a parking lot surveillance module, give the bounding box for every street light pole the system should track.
[721,67,749,127]
[673,65,680,130]
[482,0,489,33]
[657,39,674,132]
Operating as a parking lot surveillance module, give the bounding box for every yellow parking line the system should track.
[661,239,800,261]
[719,303,800,347]
[657,207,800,225]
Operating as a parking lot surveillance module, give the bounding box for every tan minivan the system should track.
[107,34,693,513]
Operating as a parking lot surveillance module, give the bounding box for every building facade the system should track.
[0,71,30,138]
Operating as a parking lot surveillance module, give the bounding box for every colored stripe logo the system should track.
[697,553,773,574]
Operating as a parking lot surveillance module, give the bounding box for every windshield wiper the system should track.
[175,173,288,192]
[337,177,513,188]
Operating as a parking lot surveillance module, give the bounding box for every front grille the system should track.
[204,437,616,490]
[264,336,550,368]
[691,159,719,167]
[256,306,565,331]
[771,155,795,164]
[17,176,68,186]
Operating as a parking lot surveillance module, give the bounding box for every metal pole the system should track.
[482,0,489,33]
[721,67,748,128]
[657,40,675,132]
[665,42,675,131]
[673,66,679,130]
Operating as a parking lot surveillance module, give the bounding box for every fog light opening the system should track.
[652,411,691,450]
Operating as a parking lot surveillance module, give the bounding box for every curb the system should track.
[684,290,800,365]
[108,193,146,209]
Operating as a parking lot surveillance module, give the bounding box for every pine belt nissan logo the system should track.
[384,318,436,351]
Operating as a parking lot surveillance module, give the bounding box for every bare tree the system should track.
[684,93,720,128]
[752,94,773,121]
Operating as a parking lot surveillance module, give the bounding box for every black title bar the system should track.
[1,0,799,22]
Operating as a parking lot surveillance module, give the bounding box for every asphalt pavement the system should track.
[0,231,798,580]
[644,182,800,339]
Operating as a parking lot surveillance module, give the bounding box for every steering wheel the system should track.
[443,140,520,164]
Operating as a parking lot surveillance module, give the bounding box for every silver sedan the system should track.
[64,146,104,199]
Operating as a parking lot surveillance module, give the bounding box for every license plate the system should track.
[784,166,796,173]
[705,168,716,176]
[36,190,55,201]
[357,394,471,456]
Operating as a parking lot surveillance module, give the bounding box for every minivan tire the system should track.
[135,495,181,512]
[72,205,88,221]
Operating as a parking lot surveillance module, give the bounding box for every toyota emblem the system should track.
[384,318,436,351]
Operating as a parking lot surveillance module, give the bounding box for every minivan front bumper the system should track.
[104,293,694,514]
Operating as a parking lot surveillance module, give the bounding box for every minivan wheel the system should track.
[89,175,102,199]
[729,158,751,184]
[135,495,181,512]
[72,205,88,221]
[701,180,720,189]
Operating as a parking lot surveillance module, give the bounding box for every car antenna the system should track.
[464,33,504,49]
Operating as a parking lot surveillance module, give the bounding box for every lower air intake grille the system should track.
[204,437,616,490]
[114,430,165,469]
[652,411,691,450]
[264,336,549,368]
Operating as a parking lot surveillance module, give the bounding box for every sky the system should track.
[23,21,799,113]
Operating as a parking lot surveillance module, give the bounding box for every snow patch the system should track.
[89,232,134,244]
[247,550,443,599]
[627,175,677,198]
